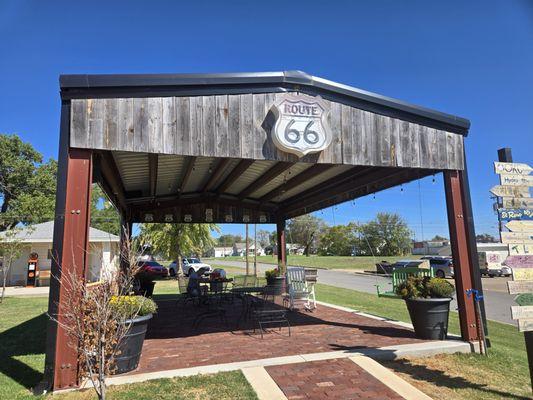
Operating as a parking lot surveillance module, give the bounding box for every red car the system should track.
[136,261,169,279]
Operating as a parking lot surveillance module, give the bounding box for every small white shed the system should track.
[0,221,119,286]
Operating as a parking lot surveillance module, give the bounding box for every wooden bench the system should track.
[375,267,434,298]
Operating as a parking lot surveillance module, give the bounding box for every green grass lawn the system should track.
[316,284,532,400]
[1,283,530,400]
[0,296,257,400]
[206,255,421,270]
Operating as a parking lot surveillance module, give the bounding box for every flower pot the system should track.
[114,313,152,374]
[405,298,451,340]
[266,276,284,295]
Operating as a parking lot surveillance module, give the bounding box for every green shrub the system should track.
[395,276,454,299]
[110,295,158,319]
[265,268,280,280]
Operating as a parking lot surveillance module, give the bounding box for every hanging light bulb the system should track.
[373,194,376,200]
[400,185,404,193]
[432,175,436,184]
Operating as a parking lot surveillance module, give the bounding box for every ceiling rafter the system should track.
[201,158,232,192]
[237,161,293,200]
[179,156,197,194]
[215,159,255,194]
[148,153,158,197]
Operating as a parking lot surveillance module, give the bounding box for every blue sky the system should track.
[1,0,532,240]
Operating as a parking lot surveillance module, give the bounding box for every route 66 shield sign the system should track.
[270,94,332,157]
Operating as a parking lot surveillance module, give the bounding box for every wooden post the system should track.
[444,170,479,341]
[245,223,249,275]
[277,219,287,272]
[44,144,93,391]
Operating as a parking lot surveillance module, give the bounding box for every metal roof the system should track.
[0,221,120,243]
[59,71,470,135]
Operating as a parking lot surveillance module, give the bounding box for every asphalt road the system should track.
[211,259,516,325]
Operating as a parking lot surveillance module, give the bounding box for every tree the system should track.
[286,215,326,256]
[476,233,497,243]
[140,223,219,272]
[256,229,272,248]
[431,235,448,241]
[216,234,242,247]
[0,226,31,303]
[91,185,121,236]
[0,134,57,230]
[318,223,359,256]
[360,213,412,256]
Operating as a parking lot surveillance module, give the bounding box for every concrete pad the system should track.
[242,367,287,400]
[350,355,433,400]
[3,286,49,297]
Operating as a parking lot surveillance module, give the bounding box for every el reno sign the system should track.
[271,94,332,157]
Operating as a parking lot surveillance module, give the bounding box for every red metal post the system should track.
[46,148,93,390]
[277,219,287,271]
[444,170,478,341]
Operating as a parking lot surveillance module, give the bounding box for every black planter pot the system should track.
[114,313,152,374]
[405,298,452,340]
[266,276,284,295]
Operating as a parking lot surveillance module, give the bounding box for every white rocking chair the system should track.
[285,267,316,311]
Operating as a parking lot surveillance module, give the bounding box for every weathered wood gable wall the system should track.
[70,93,464,170]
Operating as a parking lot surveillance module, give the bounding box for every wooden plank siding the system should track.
[70,94,465,170]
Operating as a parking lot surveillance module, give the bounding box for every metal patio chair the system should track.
[252,286,290,338]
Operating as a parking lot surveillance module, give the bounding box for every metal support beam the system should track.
[179,156,196,194]
[202,158,231,192]
[260,164,334,203]
[238,162,293,199]
[98,152,128,213]
[148,153,158,197]
[44,146,93,391]
[444,170,478,341]
[216,159,254,193]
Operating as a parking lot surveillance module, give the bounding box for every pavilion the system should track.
[44,71,485,391]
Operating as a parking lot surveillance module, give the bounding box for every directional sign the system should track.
[509,244,533,255]
[516,293,533,306]
[505,255,533,268]
[518,319,533,332]
[500,174,533,186]
[502,197,533,209]
[511,306,533,319]
[513,268,533,281]
[501,231,533,244]
[498,209,533,221]
[490,186,530,198]
[508,280,533,295]
[506,220,533,232]
[494,162,533,176]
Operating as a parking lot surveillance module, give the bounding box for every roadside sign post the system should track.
[495,148,533,391]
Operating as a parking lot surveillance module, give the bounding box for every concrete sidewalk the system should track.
[2,286,49,297]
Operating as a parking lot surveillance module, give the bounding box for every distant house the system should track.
[232,242,265,256]
[271,243,305,256]
[204,247,233,258]
[0,221,119,286]
[412,240,450,256]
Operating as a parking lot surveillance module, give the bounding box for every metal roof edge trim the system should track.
[59,70,470,134]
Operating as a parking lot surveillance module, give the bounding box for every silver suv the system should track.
[421,256,454,278]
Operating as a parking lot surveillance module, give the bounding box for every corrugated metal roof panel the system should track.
[113,152,149,193]
[224,160,276,195]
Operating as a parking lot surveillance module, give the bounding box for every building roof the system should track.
[59,71,470,135]
[0,221,120,243]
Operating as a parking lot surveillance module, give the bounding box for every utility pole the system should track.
[254,223,257,277]
[245,223,249,275]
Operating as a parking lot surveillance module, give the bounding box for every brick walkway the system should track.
[133,297,426,374]
[266,358,405,400]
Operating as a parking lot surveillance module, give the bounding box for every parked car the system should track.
[168,258,212,276]
[420,256,454,278]
[136,261,169,279]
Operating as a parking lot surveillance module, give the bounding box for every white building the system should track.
[233,242,265,256]
[0,221,120,286]
[205,247,233,258]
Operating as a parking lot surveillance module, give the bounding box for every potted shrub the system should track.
[110,295,157,374]
[396,276,454,340]
[265,268,284,295]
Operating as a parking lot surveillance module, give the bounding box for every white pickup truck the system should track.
[478,251,511,277]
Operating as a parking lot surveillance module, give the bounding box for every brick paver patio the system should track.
[266,358,405,400]
[133,296,426,374]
